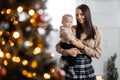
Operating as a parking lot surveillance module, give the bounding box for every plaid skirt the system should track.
[61,54,96,80]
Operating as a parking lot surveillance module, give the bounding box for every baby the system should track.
[59,14,80,68]
[59,14,79,51]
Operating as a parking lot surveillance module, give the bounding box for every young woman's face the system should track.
[76,8,85,24]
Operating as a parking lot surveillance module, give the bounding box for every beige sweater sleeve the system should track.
[83,27,102,59]
[56,40,68,56]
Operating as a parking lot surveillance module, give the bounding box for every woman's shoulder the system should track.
[93,25,102,37]
[93,25,101,32]
[93,25,97,29]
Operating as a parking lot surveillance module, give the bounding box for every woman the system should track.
[56,4,102,80]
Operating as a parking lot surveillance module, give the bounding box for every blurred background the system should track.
[0,0,120,80]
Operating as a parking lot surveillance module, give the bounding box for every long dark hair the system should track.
[76,4,95,40]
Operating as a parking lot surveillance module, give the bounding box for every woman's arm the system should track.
[83,28,102,59]
[56,41,68,55]
[73,27,102,59]
[56,41,78,57]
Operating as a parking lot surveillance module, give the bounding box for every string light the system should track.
[6,53,11,59]
[12,56,21,63]
[22,60,28,66]
[22,70,36,78]
[50,68,55,73]
[32,73,36,77]
[22,70,27,76]
[28,9,35,16]
[2,39,5,45]
[44,73,51,79]
[4,60,8,66]
[17,6,23,13]
[26,72,32,78]
[0,49,4,57]
[0,31,3,36]
[9,41,14,46]
[30,18,35,23]
[33,47,41,55]
[1,10,5,14]
[31,60,37,68]
[6,9,11,14]
[13,31,20,39]
[13,20,18,25]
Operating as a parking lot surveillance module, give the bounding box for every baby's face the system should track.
[63,17,73,28]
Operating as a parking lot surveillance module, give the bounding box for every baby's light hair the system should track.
[62,14,73,22]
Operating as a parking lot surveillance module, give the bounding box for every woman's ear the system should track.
[61,21,63,24]
[61,20,64,24]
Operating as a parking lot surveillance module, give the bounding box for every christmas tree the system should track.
[107,53,119,80]
[0,0,62,80]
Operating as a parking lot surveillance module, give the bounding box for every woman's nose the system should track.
[78,15,82,19]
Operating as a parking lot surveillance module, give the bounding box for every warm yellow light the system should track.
[12,56,21,63]
[27,73,32,78]
[1,10,4,14]
[9,41,14,46]
[50,68,55,73]
[30,18,35,23]
[0,30,3,36]
[2,40,5,45]
[22,60,28,66]
[22,70,27,75]
[44,73,51,79]
[17,6,23,13]
[4,60,8,66]
[6,9,11,14]
[32,73,36,77]
[6,53,11,59]
[13,20,18,25]
[13,31,20,39]
[28,9,35,16]
[33,47,41,55]
[0,49,4,57]
[31,60,37,68]
[29,41,33,46]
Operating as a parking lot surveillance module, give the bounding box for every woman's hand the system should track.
[66,48,78,57]
[72,39,85,49]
